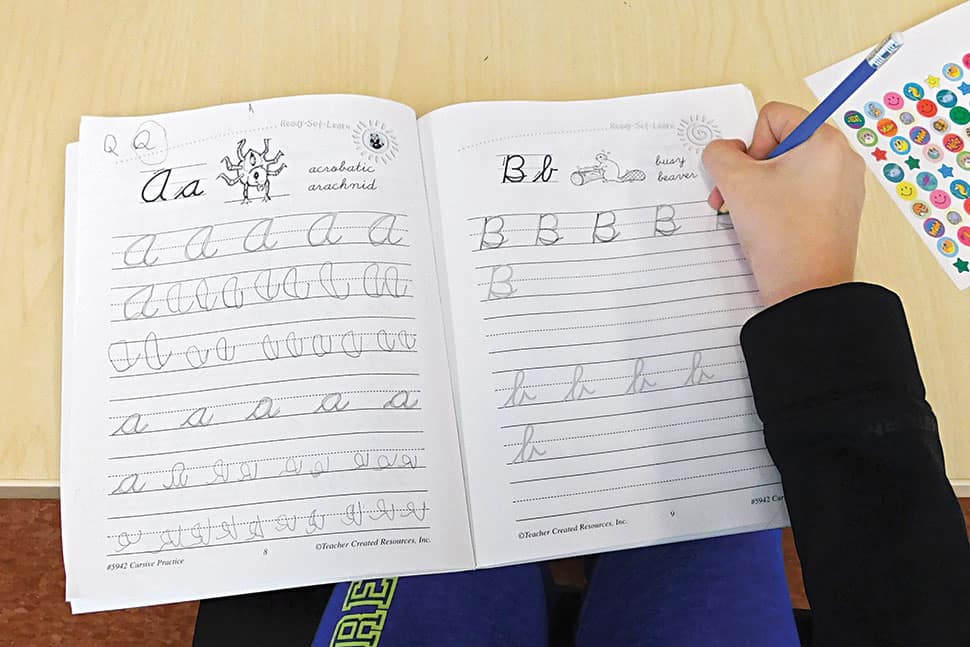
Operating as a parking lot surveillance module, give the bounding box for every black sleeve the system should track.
[740,283,970,647]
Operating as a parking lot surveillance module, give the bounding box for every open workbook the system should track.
[61,85,789,612]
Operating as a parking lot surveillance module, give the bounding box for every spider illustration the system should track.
[217,138,286,203]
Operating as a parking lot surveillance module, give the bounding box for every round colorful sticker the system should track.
[876,118,897,136]
[916,99,938,118]
[923,218,945,237]
[912,201,931,217]
[863,101,885,119]
[930,189,951,209]
[889,136,910,154]
[950,179,970,200]
[947,210,964,225]
[857,128,878,147]
[957,151,970,171]
[916,172,938,191]
[843,110,865,129]
[898,112,916,125]
[896,181,918,201]
[924,144,944,162]
[883,163,904,183]
[951,106,970,125]
[964,53,970,68]
[938,237,959,257]
[909,126,931,145]
[937,89,958,108]
[903,82,925,101]
[965,198,970,215]
[885,93,906,112]
[943,62,964,81]
[959,226,970,246]
[932,118,950,133]
[943,133,965,152]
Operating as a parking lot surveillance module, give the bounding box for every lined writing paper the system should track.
[63,95,472,611]
[421,86,789,565]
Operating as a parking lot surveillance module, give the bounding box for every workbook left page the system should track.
[63,95,473,612]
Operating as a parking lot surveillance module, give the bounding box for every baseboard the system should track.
[952,480,970,498]
[0,480,60,499]
[1,479,968,500]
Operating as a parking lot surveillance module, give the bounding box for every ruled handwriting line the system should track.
[508,448,767,483]
[489,324,742,355]
[108,429,424,460]
[499,394,753,429]
[480,273,754,302]
[514,482,782,522]
[482,290,759,322]
[111,210,410,239]
[107,489,430,520]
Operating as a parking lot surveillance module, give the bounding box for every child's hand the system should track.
[702,102,866,306]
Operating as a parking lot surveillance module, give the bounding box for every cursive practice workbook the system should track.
[61,85,788,612]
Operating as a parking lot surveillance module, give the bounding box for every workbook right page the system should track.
[419,85,790,567]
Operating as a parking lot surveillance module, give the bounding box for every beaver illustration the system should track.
[594,153,646,182]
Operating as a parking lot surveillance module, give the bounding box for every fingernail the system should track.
[708,188,724,210]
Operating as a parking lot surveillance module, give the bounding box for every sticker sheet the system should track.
[807,2,970,289]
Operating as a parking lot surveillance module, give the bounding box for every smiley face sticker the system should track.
[916,100,938,118]
[843,110,865,129]
[930,189,951,209]
[886,93,906,112]
[909,126,930,145]
[938,237,959,257]
[899,111,916,125]
[943,63,964,81]
[889,136,910,154]
[943,133,965,153]
[896,181,918,201]
[923,217,945,237]
[903,82,925,101]
[857,128,878,147]
[958,226,970,247]
[883,163,904,183]
[950,179,970,200]
[863,101,885,119]
[957,151,970,171]
[924,144,944,162]
[937,89,958,108]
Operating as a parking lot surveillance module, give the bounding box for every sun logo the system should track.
[677,115,721,153]
[353,121,399,165]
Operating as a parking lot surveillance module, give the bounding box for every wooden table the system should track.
[2,0,967,496]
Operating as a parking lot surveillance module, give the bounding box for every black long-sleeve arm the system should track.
[740,283,970,646]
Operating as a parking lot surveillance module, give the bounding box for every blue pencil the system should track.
[768,32,905,159]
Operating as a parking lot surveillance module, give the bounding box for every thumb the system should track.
[701,139,755,187]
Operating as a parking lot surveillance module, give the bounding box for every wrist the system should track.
[759,272,854,306]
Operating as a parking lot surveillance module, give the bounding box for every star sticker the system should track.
[954,257,970,273]
[905,156,921,169]
[959,82,970,95]
[927,75,941,88]
[872,148,887,161]
[940,164,954,178]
